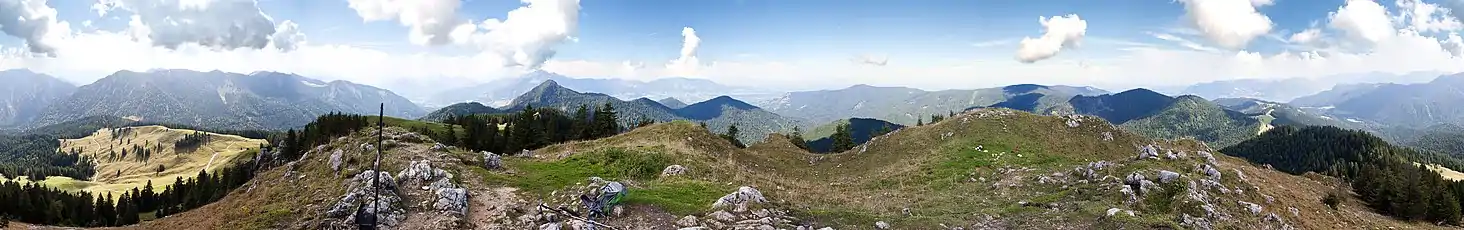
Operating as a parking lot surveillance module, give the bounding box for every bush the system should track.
[1323,191,1341,210]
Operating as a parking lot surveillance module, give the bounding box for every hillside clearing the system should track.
[48,125,267,198]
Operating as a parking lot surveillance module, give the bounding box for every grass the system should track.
[622,180,730,215]
[482,148,674,195]
[368,116,461,137]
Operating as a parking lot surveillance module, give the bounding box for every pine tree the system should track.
[571,104,590,139]
[916,118,923,126]
[593,102,621,138]
[789,126,809,151]
[141,180,156,212]
[722,124,744,148]
[831,123,855,152]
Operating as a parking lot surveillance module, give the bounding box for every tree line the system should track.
[1221,125,1464,225]
[0,150,260,227]
[439,103,629,154]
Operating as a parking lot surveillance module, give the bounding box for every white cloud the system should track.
[94,0,298,51]
[1150,32,1220,52]
[1177,0,1274,49]
[1015,14,1086,63]
[852,54,888,66]
[1393,0,1463,33]
[1287,28,1323,44]
[0,0,67,55]
[346,0,464,46]
[352,0,581,69]
[1444,33,1464,57]
[665,27,701,75]
[1329,0,1395,45]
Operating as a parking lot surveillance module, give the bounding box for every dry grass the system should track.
[51,125,267,198]
[1419,163,1464,181]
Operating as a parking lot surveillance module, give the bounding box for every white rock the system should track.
[329,149,345,172]
[875,221,892,229]
[677,215,700,227]
[482,151,502,169]
[1158,170,1181,183]
[662,165,688,177]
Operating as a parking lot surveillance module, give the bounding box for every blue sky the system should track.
[2,0,1464,94]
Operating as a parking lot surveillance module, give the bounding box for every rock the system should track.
[1124,172,1146,186]
[709,210,735,222]
[539,222,562,230]
[875,221,892,229]
[329,149,345,172]
[1196,164,1222,181]
[1101,132,1114,141]
[433,187,468,216]
[1137,145,1160,159]
[1106,208,1122,217]
[520,149,535,157]
[1165,151,1179,160]
[1264,195,1275,204]
[483,151,503,169]
[902,207,911,216]
[1240,201,1263,215]
[1196,151,1217,165]
[1065,119,1080,128]
[662,165,688,177]
[1288,207,1299,217]
[397,160,442,184]
[1181,214,1212,230]
[1233,169,1247,181]
[677,215,700,227]
[431,143,448,151]
[712,186,768,212]
[1264,212,1282,222]
[327,170,404,229]
[1158,170,1181,183]
[360,143,375,152]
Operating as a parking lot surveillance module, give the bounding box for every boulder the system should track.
[1137,145,1160,159]
[483,151,503,169]
[1240,201,1263,215]
[431,143,449,151]
[1158,170,1181,183]
[1196,151,1217,165]
[677,215,700,227]
[329,149,345,172]
[433,188,469,216]
[397,160,443,184]
[1196,164,1222,181]
[1101,132,1114,141]
[662,165,688,177]
[327,170,404,229]
[712,186,768,212]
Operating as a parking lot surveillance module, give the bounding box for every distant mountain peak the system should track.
[1002,84,1050,94]
[658,97,688,109]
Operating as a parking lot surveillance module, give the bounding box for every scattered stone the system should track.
[1138,145,1160,159]
[1196,164,1222,181]
[712,186,768,212]
[1289,207,1299,217]
[1233,169,1247,181]
[709,210,735,222]
[1101,132,1114,141]
[1240,201,1263,216]
[875,221,892,229]
[325,170,404,229]
[397,160,447,185]
[1264,194,1275,204]
[520,149,535,157]
[902,207,912,216]
[1158,170,1181,183]
[1264,212,1282,222]
[1165,151,1180,160]
[433,187,468,216]
[431,143,448,151]
[1181,214,1213,230]
[329,149,345,172]
[483,151,502,169]
[1197,151,1217,165]
[662,165,688,177]
[360,143,375,152]
[1066,119,1080,128]
[1106,208,1123,217]
[677,215,699,227]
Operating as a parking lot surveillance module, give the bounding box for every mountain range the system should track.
[1287,73,1464,128]
[31,69,425,130]
[433,80,805,143]
[426,70,774,108]
[0,70,76,127]
[1174,71,1444,102]
[755,84,1108,126]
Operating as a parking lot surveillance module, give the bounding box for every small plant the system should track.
[1323,191,1342,210]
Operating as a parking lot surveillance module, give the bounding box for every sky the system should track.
[2,0,1464,95]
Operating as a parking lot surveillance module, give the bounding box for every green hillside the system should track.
[1120,96,1261,149]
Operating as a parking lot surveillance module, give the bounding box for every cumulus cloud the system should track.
[93,0,301,51]
[1015,14,1086,63]
[346,0,464,46]
[271,20,306,51]
[1394,0,1462,33]
[1329,0,1395,45]
[666,27,701,73]
[0,0,66,56]
[352,0,581,69]
[1288,28,1323,44]
[852,54,888,66]
[1445,33,1464,57]
[1177,0,1274,49]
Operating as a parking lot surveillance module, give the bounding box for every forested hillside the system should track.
[1221,126,1464,223]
